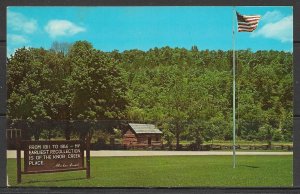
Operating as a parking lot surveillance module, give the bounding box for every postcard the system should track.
[6,6,293,187]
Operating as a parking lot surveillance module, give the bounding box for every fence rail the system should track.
[89,143,293,151]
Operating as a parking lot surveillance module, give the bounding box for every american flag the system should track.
[236,12,261,32]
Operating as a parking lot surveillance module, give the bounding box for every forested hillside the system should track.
[7,41,293,148]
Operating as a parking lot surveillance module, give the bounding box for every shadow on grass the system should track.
[22,177,88,185]
[240,165,259,169]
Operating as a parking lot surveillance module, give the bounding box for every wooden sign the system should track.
[16,137,90,183]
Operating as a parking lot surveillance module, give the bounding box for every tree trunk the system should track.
[34,130,39,141]
[176,133,180,150]
[65,121,71,140]
[195,129,201,150]
[267,128,272,150]
[176,124,180,150]
[80,132,86,140]
[47,131,51,141]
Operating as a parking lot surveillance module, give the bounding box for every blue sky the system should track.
[7,6,293,57]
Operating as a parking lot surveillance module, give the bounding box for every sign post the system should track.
[16,138,21,184]
[16,137,90,183]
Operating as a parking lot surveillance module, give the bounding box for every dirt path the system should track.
[6,150,292,158]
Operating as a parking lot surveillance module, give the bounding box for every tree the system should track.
[50,41,73,55]
[66,41,128,138]
[7,47,65,140]
[7,43,293,144]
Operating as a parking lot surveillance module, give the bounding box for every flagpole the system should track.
[232,6,236,169]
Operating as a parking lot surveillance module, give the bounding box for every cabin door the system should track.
[148,137,151,145]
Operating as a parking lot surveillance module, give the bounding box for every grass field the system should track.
[7,155,292,187]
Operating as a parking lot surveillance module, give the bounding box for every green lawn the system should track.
[7,155,292,187]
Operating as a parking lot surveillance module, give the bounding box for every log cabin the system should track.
[122,123,163,149]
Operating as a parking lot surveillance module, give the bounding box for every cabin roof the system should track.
[128,123,162,134]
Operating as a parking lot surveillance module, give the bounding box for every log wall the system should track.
[122,129,162,148]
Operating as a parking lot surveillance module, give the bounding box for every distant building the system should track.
[122,123,163,149]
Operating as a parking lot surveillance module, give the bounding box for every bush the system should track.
[272,129,283,141]
[91,129,111,144]
[162,129,175,147]
[257,127,268,141]
[281,128,292,141]
[40,128,63,140]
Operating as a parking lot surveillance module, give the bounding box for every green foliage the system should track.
[7,43,293,143]
[120,47,292,144]
[40,128,63,140]
[91,130,111,144]
[7,42,128,139]
[162,127,175,147]
[273,129,283,142]
[66,41,128,121]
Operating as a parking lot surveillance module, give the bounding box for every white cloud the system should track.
[8,10,38,34]
[44,20,86,38]
[260,10,284,23]
[8,34,29,45]
[251,15,293,43]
